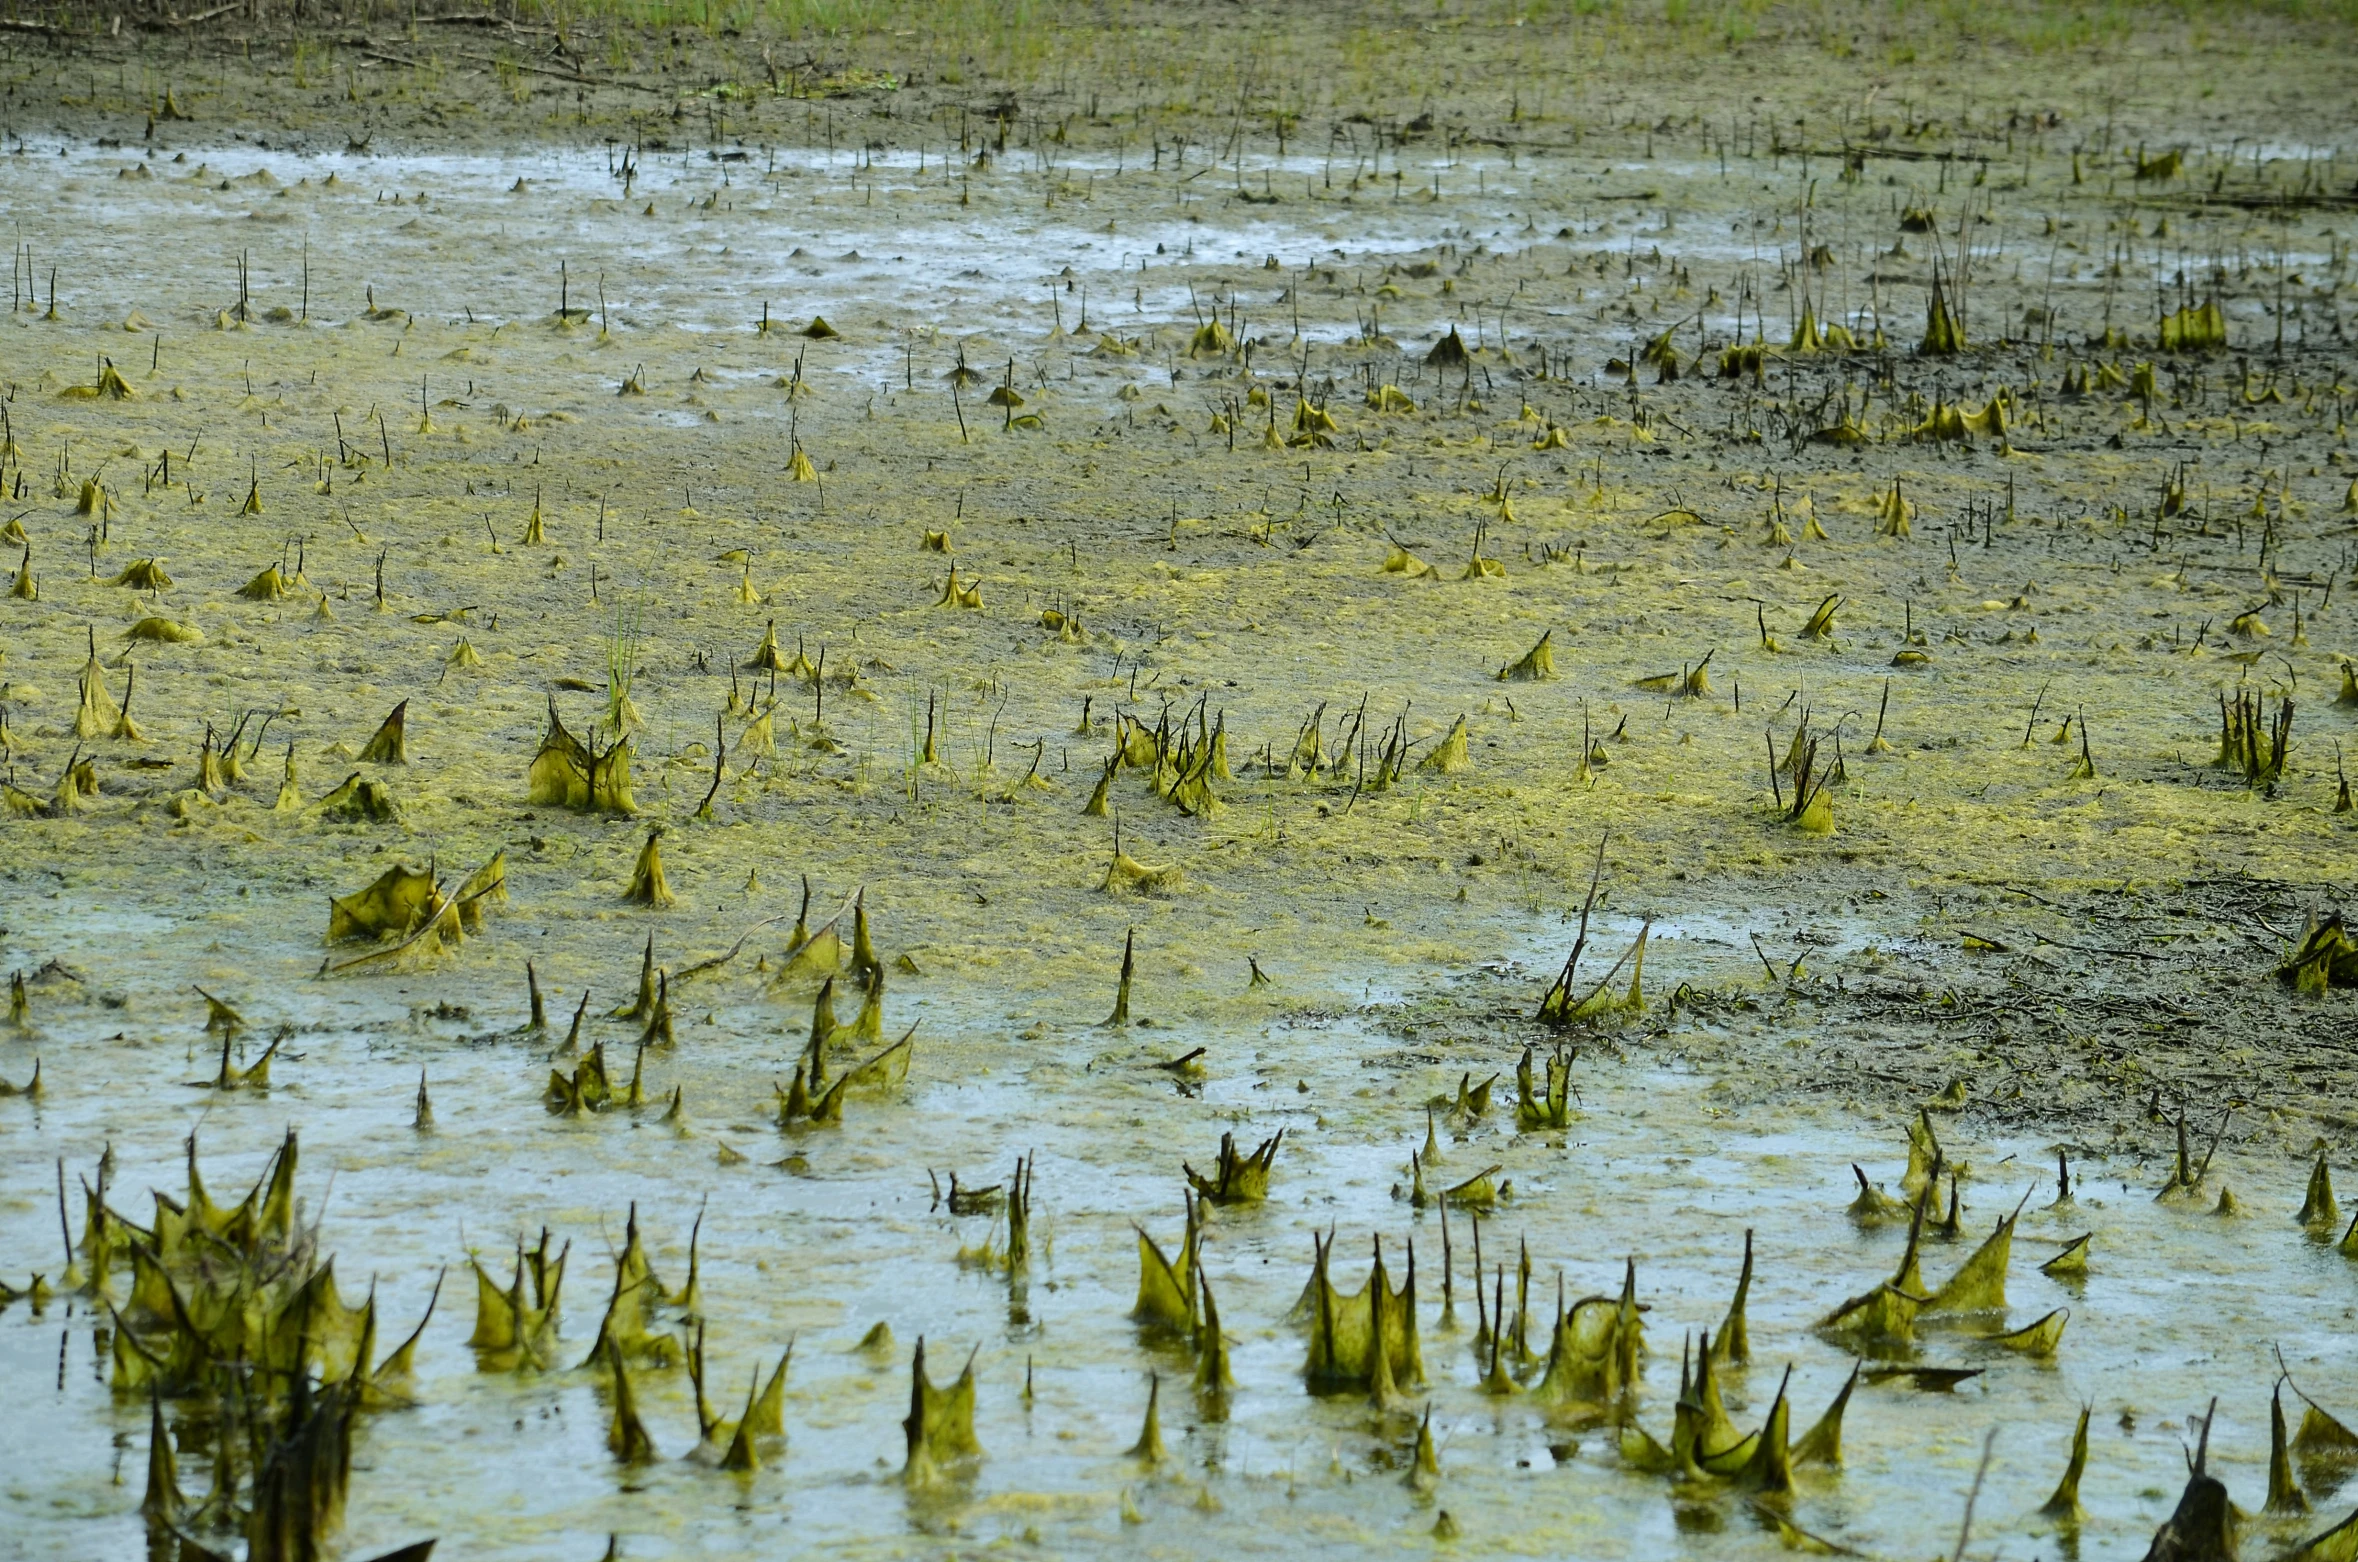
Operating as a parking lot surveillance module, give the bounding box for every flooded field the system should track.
[3,3,2358,1557]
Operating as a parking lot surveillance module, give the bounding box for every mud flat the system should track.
[3,3,2358,1558]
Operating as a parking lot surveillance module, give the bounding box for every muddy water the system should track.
[3,945,2352,1560]
[2,79,2357,1561]
[12,137,1479,359]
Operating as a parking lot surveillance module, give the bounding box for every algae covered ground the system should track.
[3,2,2358,1558]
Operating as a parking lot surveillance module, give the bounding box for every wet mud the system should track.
[3,4,2358,1557]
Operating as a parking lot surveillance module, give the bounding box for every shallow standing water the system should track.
[4,22,2358,1557]
[5,927,2356,1560]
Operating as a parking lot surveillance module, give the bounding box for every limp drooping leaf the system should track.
[1902,1109,1943,1199]
[2040,1233,2092,1278]
[453,850,508,933]
[625,829,676,908]
[1537,923,1649,1027]
[902,1337,980,1483]
[1131,1197,1199,1334]
[1821,1194,1931,1344]
[842,1023,917,1094]
[1126,1373,1166,1464]
[2300,1156,2341,1230]
[1534,1291,1636,1409]
[605,1338,656,1464]
[747,1342,793,1440]
[1792,1362,1858,1468]
[527,697,636,814]
[2290,1376,2358,1477]
[326,865,439,942]
[1497,628,1555,681]
[1299,1231,1424,1396]
[1185,1130,1282,1205]
[1514,1041,1580,1128]
[1923,1197,2024,1314]
[1733,1366,1795,1496]
[2041,1405,2091,1521]
[1847,1165,1910,1224]
[1691,1329,1759,1474]
[358,700,409,765]
[2285,1509,2358,1562]
[2274,1380,2315,1517]
[1713,1229,1754,1366]
[719,1365,765,1472]
[142,1388,182,1530]
[1992,1309,2068,1356]
[1194,1267,1233,1399]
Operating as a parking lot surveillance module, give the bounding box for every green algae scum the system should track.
[6,0,2358,1556]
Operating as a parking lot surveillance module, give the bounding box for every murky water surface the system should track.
[4,867,2353,1560]
[3,118,2356,1561]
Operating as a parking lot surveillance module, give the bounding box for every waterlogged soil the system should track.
[3,10,2358,1559]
